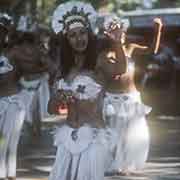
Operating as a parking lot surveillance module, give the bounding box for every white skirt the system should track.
[121,117,150,171]
[103,91,151,172]
[49,125,117,180]
[20,73,50,124]
[38,73,50,121]
[0,91,26,178]
[0,91,26,137]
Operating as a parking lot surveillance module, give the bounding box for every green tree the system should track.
[34,0,180,24]
[55,0,107,9]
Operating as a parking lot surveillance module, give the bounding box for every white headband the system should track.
[68,22,84,31]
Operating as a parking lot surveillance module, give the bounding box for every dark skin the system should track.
[96,48,136,93]
[48,26,101,128]
[62,26,91,82]
[39,30,60,86]
[6,32,55,138]
[8,32,53,81]
[66,27,89,53]
[0,26,8,52]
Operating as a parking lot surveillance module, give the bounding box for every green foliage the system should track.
[55,0,103,9]
[36,0,180,25]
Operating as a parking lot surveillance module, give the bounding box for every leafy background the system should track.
[1,0,180,25]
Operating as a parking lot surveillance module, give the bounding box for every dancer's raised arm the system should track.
[125,18,163,57]
[102,17,162,57]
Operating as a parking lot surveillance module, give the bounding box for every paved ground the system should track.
[16,115,180,180]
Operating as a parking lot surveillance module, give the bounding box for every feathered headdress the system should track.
[52,1,97,34]
[104,14,129,32]
[94,13,130,35]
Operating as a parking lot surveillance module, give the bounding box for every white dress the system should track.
[0,55,29,178]
[103,91,151,172]
[0,91,28,178]
[49,74,117,180]
[20,73,50,124]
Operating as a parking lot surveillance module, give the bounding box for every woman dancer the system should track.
[96,15,163,175]
[48,2,117,180]
[9,21,52,137]
[49,72,118,180]
[95,36,150,176]
[100,14,163,58]
[0,14,27,180]
[51,1,97,81]
[49,0,97,114]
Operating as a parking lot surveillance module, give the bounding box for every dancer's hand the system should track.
[153,18,163,29]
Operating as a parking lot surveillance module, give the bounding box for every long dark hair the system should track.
[51,29,97,78]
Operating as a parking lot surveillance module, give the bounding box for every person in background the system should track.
[0,13,27,180]
[8,18,52,137]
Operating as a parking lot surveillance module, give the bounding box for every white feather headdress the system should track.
[52,1,97,34]
[94,13,130,35]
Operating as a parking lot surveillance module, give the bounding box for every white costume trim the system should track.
[58,75,102,100]
[68,22,84,30]
[54,125,117,154]
[52,1,97,34]
[103,91,151,172]
[0,55,13,74]
[20,74,50,123]
[19,77,41,90]
[50,126,117,180]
